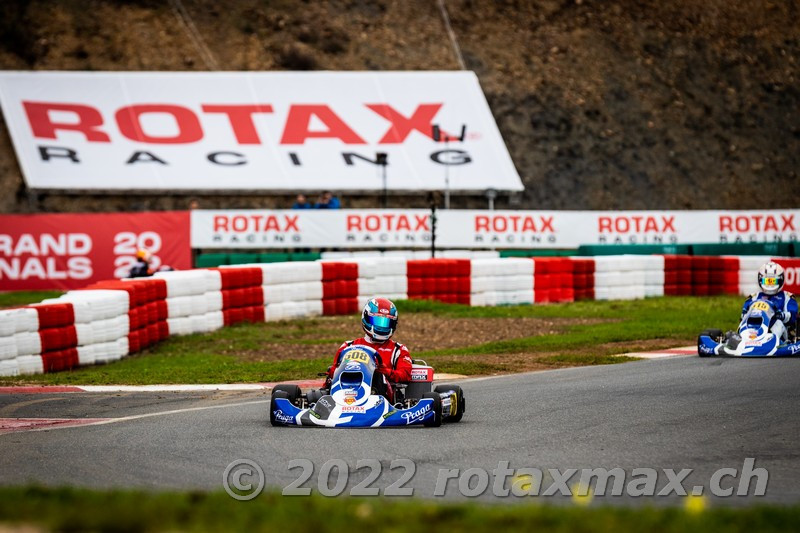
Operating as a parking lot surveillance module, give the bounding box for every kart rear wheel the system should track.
[434,384,465,423]
[270,390,289,427]
[422,392,443,427]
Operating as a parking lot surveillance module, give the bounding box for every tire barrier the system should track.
[0,254,788,376]
[664,255,743,296]
[593,255,664,301]
[159,269,224,335]
[470,258,534,307]
[532,257,575,303]
[321,262,360,316]
[84,279,170,358]
[257,261,323,321]
[571,258,595,301]
[407,259,471,305]
[213,267,266,326]
[354,257,408,310]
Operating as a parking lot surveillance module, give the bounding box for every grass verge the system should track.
[0,290,62,308]
[0,486,797,533]
[0,296,741,385]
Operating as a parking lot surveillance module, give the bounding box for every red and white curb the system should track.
[618,345,697,359]
[0,399,272,435]
[0,418,111,434]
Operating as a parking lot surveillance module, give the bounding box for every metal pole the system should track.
[430,203,437,258]
[382,164,387,208]
[486,188,497,210]
[444,137,450,209]
[376,152,388,208]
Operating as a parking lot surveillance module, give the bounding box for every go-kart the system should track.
[270,345,465,427]
[698,299,800,357]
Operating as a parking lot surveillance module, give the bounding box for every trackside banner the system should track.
[0,71,523,192]
[0,212,191,290]
[774,259,800,294]
[192,209,432,248]
[191,209,800,249]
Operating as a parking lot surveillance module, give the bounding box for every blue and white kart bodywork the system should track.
[698,300,800,357]
[270,345,464,428]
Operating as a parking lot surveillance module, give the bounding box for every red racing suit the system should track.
[325,337,413,402]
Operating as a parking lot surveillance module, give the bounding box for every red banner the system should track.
[774,259,800,294]
[0,211,191,290]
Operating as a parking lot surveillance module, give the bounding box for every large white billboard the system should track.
[0,71,523,193]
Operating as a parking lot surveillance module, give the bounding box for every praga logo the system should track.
[400,403,431,424]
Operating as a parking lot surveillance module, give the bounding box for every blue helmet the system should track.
[361,298,398,343]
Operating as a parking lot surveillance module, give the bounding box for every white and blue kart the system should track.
[270,345,465,427]
[698,300,800,357]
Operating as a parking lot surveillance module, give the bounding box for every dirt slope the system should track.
[0,0,797,212]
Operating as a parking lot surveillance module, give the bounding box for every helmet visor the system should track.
[761,277,780,289]
[366,314,394,330]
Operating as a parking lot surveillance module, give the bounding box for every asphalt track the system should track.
[2,355,799,505]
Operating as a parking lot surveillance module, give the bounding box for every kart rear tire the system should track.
[270,390,289,427]
[272,384,301,405]
[434,384,465,423]
[421,392,442,427]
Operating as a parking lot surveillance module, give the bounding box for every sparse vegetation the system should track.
[0,486,798,532]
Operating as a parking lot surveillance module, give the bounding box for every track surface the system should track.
[2,356,799,505]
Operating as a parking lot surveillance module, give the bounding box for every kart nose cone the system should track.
[340,371,363,388]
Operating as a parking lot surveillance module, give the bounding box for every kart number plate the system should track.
[345,350,371,364]
[752,301,771,311]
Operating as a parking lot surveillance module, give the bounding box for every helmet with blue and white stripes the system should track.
[361,298,398,343]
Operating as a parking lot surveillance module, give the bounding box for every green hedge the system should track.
[499,249,575,257]
[576,244,690,256]
[194,253,229,267]
[194,252,321,268]
[690,242,794,257]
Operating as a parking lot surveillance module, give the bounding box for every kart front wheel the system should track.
[700,329,723,342]
[422,392,443,427]
[270,390,289,427]
[698,329,724,358]
[272,384,301,405]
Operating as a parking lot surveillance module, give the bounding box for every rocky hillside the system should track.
[0,0,798,212]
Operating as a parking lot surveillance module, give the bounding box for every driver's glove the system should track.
[775,311,787,322]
